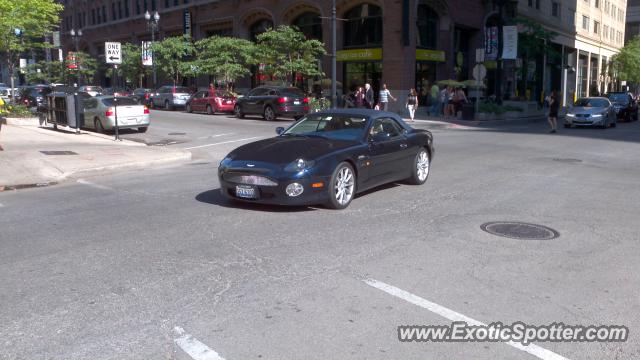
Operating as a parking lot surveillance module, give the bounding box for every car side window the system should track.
[197,91,206,99]
[248,88,267,96]
[370,118,403,138]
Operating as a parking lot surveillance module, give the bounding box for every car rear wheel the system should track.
[327,162,356,210]
[206,105,214,115]
[235,105,244,119]
[407,148,430,185]
[263,106,276,121]
[94,118,105,134]
[186,103,192,113]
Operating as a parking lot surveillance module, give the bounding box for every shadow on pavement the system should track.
[195,189,318,212]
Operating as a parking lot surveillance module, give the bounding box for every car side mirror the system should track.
[276,127,285,135]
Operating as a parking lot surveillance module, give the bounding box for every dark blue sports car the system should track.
[218,109,434,209]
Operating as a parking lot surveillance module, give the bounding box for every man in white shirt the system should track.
[378,83,396,111]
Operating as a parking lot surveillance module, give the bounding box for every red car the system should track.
[186,89,236,115]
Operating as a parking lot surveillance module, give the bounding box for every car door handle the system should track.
[400,143,408,149]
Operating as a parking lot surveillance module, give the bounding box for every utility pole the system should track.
[145,11,160,89]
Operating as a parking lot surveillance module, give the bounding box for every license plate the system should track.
[294,101,301,105]
[236,185,257,199]
[128,117,138,123]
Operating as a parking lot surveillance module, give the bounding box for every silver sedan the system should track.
[82,96,150,133]
[565,97,617,129]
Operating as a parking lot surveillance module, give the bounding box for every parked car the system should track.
[186,89,236,114]
[82,96,150,133]
[565,97,617,128]
[17,85,52,108]
[103,87,131,97]
[78,86,103,97]
[0,87,11,103]
[150,85,192,110]
[219,109,434,209]
[606,92,638,122]
[234,86,309,121]
[131,88,153,105]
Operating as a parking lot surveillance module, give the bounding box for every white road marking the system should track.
[184,137,262,150]
[363,279,568,360]
[196,133,235,140]
[174,326,226,360]
[76,179,113,191]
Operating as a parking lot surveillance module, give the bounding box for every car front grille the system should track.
[223,173,278,186]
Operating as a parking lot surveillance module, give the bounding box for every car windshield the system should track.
[280,88,305,97]
[173,87,191,93]
[574,98,609,108]
[101,97,139,106]
[283,114,368,141]
[607,93,629,103]
[30,88,51,96]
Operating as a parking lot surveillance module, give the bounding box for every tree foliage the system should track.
[0,0,63,86]
[611,37,640,84]
[70,51,100,84]
[117,43,151,87]
[254,25,326,86]
[517,17,559,61]
[24,59,65,84]
[151,36,194,85]
[189,36,255,89]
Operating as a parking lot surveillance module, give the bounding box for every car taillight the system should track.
[277,97,287,104]
[303,97,309,104]
[143,106,149,114]
[105,107,115,116]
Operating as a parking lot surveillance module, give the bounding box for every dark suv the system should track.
[606,92,638,122]
[18,85,51,108]
[234,86,309,121]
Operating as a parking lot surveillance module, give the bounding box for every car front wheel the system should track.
[235,105,244,119]
[327,162,356,209]
[186,103,192,113]
[206,104,214,115]
[407,148,430,185]
[263,106,276,121]
[94,118,105,134]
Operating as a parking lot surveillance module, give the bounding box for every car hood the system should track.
[229,136,359,163]
[569,107,608,114]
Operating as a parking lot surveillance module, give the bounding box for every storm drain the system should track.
[553,158,582,163]
[480,221,559,240]
[40,151,78,155]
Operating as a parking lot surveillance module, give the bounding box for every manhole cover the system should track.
[480,222,559,240]
[168,132,186,136]
[40,151,78,155]
[553,158,582,163]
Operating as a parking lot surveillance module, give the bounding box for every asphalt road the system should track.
[1,109,640,360]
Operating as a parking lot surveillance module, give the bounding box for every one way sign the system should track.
[105,42,122,64]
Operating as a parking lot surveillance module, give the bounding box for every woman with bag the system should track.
[406,88,419,122]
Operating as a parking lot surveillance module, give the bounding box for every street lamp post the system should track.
[331,0,337,109]
[493,0,517,105]
[10,28,23,97]
[145,10,160,89]
[70,28,83,85]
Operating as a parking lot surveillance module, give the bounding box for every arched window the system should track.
[417,4,439,49]
[343,3,382,48]
[293,12,323,41]
[250,18,273,42]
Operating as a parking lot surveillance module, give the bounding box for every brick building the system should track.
[58,0,489,110]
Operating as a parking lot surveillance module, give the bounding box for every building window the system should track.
[611,5,616,18]
[417,4,439,49]
[594,20,599,34]
[292,12,323,41]
[343,3,383,48]
[118,1,122,19]
[594,0,599,8]
[250,19,274,42]
[552,2,560,17]
[611,27,615,40]
[582,15,589,30]
[91,9,96,25]
[112,2,116,21]
[535,0,540,9]
[604,25,609,39]
[165,0,170,7]
[151,0,157,11]
[102,6,107,23]
[124,0,130,17]
[568,9,575,27]
[136,0,140,15]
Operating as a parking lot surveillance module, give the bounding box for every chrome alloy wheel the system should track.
[417,150,430,182]
[334,166,355,205]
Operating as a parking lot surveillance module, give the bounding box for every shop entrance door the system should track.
[344,62,382,106]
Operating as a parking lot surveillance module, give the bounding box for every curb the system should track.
[3,117,41,126]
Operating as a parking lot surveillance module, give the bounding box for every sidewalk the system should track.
[0,123,191,190]
[408,109,548,128]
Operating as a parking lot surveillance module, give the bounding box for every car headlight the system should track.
[591,114,603,118]
[566,113,576,117]
[285,158,315,172]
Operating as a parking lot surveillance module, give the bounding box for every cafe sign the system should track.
[416,49,446,62]
[336,48,382,62]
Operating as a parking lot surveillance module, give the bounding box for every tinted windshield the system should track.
[30,88,51,96]
[283,114,368,141]
[280,88,305,97]
[607,93,629,103]
[174,87,191,93]
[574,98,609,108]
[101,97,139,106]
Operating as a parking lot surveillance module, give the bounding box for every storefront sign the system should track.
[416,49,445,62]
[502,26,518,60]
[183,9,192,37]
[142,41,153,66]
[336,48,382,62]
[485,27,498,61]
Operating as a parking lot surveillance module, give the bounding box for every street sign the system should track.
[66,52,77,69]
[475,48,485,63]
[473,64,487,81]
[105,42,122,64]
[52,31,60,47]
[142,41,153,66]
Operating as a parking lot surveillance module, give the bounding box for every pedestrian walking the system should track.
[445,86,455,118]
[406,88,419,122]
[453,87,468,118]
[378,83,396,111]
[364,83,374,109]
[439,86,448,118]
[548,90,559,133]
[355,87,365,108]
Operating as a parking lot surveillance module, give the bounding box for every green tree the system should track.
[117,43,151,87]
[0,0,63,88]
[24,59,65,84]
[516,17,559,98]
[611,37,640,84]
[68,51,99,84]
[151,36,194,85]
[254,25,326,86]
[190,36,255,90]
